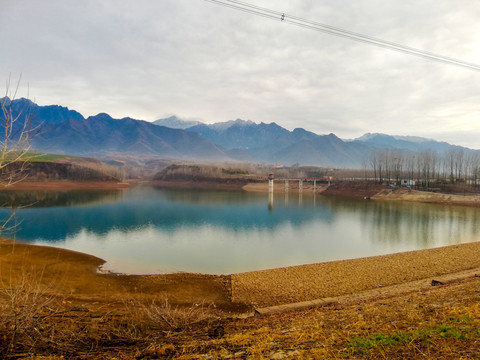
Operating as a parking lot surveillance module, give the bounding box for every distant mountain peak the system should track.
[355,132,387,141]
[209,119,255,130]
[1,97,85,126]
[392,135,436,143]
[0,96,11,105]
[356,132,436,144]
[292,127,308,133]
[153,115,203,129]
[5,97,477,168]
[1,96,34,107]
[85,113,113,122]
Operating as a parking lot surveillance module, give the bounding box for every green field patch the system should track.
[27,153,73,162]
[3,152,73,163]
[348,317,480,355]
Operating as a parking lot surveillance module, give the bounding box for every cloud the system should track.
[2,0,480,148]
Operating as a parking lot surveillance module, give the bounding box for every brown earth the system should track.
[373,187,480,207]
[1,239,480,358]
[231,242,480,307]
[320,180,388,198]
[0,239,239,311]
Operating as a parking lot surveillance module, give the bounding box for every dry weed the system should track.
[0,263,64,355]
[142,297,216,332]
[120,296,218,335]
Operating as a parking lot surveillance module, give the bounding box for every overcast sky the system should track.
[2,0,480,148]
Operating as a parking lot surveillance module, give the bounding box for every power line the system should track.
[203,0,480,72]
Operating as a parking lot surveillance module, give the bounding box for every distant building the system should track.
[400,179,415,186]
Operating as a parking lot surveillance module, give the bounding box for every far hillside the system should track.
[153,163,334,183]
[1,154,125,183]
[5,97,480,169]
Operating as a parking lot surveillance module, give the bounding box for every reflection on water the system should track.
[0,190,124,208]
[0,186,479,274]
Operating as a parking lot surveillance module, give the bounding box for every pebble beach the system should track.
[231,241,480,307]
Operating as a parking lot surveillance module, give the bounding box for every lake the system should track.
[0,185,479,274]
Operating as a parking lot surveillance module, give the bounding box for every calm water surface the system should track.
[1,186,479,274]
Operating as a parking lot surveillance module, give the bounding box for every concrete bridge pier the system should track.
[268,190,274,212]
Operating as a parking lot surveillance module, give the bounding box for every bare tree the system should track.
[416,150,437,189]
[369,151,379,183]
[0,75,38,232]
[0,75,36,187]
[465,152,480,189]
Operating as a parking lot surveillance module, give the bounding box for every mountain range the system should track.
[0,97,475,168]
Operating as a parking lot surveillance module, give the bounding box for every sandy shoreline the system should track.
[2,237,479,310]
[372,188,480,206]
[231,242,480,307]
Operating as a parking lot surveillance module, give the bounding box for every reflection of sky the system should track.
[2,186,480,274]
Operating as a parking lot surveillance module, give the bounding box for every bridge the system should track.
[266,174,333,211]
[267,174,332,192]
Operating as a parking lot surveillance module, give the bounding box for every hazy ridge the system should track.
[1,97,476,168]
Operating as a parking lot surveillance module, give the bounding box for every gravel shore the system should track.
[231,241,480,307]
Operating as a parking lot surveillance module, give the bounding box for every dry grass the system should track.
[0,282,222,358]
[0,240,480,358]
[0,265,58,355]
[139,297,217,332]
[1,272,478,359]
[173,277,480,359]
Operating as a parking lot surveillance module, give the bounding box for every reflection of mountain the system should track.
[0,190,124,208]
[5,187,480,254]
[152,186,265,206]
[4,187,334,242]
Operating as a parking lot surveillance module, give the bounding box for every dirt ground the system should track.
[319,181,388,198]
[373,187,480,206]
[0,239,239,312]
[231,242,480,307]
[1,239,480,358]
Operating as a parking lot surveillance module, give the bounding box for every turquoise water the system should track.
[0,186,479,274]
